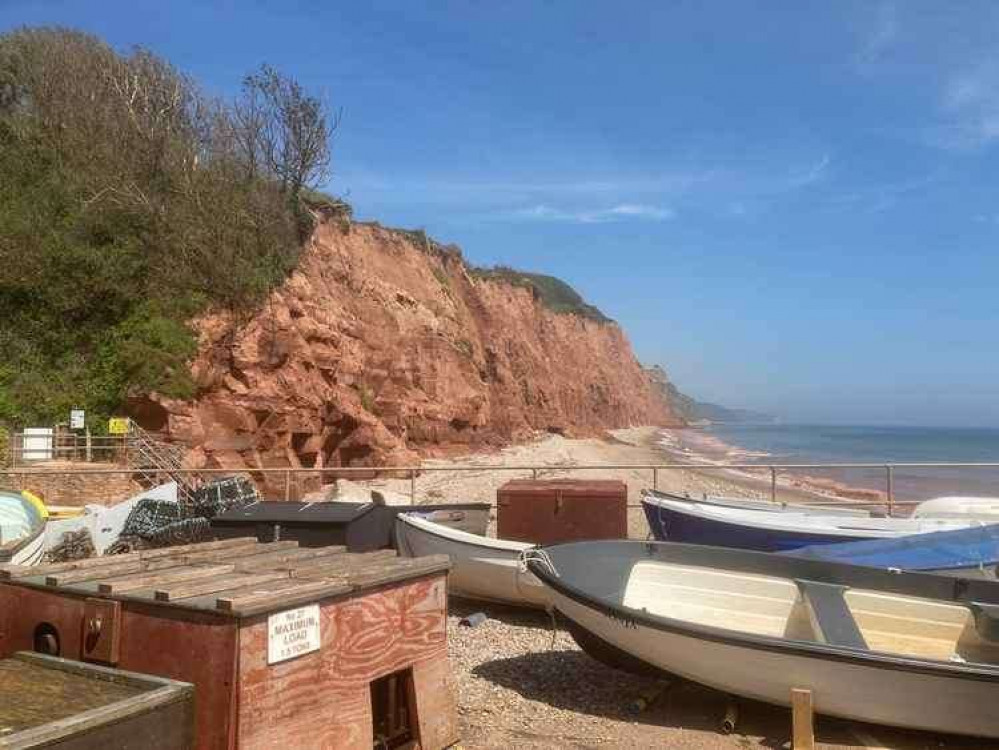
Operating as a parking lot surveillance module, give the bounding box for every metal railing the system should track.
[8,432,128,465]
[2,461,999,511]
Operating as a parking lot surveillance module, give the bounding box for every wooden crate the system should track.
[0,539,457,750]
[0,650,193,749]
[497,479,628,544]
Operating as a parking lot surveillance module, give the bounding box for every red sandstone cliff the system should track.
[130,219,683,480]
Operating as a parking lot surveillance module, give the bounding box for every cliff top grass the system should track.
[469,266,611,323]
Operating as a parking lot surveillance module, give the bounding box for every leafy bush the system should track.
[0,27,336,429]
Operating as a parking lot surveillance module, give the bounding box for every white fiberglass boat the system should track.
[0,491,46,566]
[394,513,547,608]
[528,539,999,739]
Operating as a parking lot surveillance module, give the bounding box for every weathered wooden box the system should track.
[0,651,194,749]
[0,538,457,750]
[497,479,628,544]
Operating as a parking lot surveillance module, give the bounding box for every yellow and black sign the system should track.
[108,417,130,435]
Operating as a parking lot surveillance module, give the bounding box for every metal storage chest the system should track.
[496,479,628,544]
[0,651,194,750]
[211,501,490,551]
[0,538,457,750]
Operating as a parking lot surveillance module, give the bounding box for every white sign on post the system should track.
[267,604,321,664]
[70,409,85,430]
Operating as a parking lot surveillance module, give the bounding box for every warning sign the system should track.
[267,604,321,664]
[108,418,130,435]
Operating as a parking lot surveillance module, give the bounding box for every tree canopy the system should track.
[0,27,337,429]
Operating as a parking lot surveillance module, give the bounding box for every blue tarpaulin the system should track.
[784,523,999,571]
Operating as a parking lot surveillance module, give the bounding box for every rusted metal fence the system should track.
[3,461,999,513]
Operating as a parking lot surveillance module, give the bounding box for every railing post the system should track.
[532,468,538,480]
[886,465,894,515]
[410,469,416,503]
[652,467,658,491]
[770,467,777,504]
[284,470,291,502]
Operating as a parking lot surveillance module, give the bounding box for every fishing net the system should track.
[107,475,258,554]
[45,528,95,563]
[188,476,258,518]
[119,496,182,539]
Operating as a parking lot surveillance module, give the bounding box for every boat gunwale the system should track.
[395,513,535,554]
[0,517,46,564]
[527,540,999,682]
[640,493,973,539]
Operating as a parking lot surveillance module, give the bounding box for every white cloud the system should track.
[510,203,675,224]
[855,1,898,68]
[786,154,831,189]
[935,62,999,148]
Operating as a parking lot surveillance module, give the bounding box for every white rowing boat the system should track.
[527,540,999,739]
[394,513,548,608]
[0,491,46,566]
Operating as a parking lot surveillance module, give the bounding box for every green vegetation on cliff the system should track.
[470,266,611,323]
[0,27,336,428]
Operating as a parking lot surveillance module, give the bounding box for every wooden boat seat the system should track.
[796,580,868,650]
[969,602,999,641]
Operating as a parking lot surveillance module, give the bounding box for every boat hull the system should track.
[394,514,548,608]
[551,588,999,739]
[643,498,860,551]
[9,523,45,565]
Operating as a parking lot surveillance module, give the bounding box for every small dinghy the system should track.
[0,491,46,566]
[394,513,547,608]
[785,523,999,579]
[913,496,999,519]
[527,539,999,739]
[642,489,982,551]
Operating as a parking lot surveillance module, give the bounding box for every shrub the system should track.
[0,27,337,428]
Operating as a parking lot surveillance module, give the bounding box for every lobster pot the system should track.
[497,479,628,545]
[0,651,193,749]
[0,538,457,750]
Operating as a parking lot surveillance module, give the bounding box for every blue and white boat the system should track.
[641,489,986,552]
[785,523,999,578]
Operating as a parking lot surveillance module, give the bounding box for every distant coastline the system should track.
[657,423,999,505]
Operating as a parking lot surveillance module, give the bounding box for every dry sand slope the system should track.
[332,425,775,538]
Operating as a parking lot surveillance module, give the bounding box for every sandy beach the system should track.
[322,425,895,539]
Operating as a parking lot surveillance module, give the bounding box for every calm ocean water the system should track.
[694,424,999,501]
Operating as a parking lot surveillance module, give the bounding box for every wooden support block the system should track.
[97,564,235,595]
[284,549,397,577]
[177,540,298,566]
[47,561,147,586]
[791,688,815,750]
[137,537,259,560]
[0,563,35,580]
[225,544,337,570]
[349,556,451,590]
[216,577,352,616]
[154,572,290,602]
[8,537,261,582]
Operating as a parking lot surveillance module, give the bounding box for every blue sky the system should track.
[4,1,999,426]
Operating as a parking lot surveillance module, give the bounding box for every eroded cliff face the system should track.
[131,220,682,483]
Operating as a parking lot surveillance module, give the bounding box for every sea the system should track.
[664,423,999,502]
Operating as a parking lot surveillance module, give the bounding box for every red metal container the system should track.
[496,479,627,544]
[0,538,457,750]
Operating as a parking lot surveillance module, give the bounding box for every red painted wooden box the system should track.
[496,479,627,544]
[0,538,458,750]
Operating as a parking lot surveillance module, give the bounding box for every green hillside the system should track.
[0,27,335,429]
